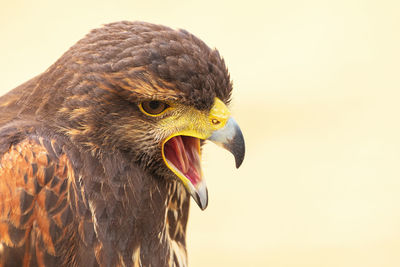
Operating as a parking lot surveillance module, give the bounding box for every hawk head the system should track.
[32,21,245,210]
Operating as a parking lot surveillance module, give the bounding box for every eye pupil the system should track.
[149,101,160,110]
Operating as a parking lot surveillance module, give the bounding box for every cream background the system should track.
[1,0,400,266]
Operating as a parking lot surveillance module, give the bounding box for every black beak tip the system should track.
[235,156,244,169]
[232,129,245,169]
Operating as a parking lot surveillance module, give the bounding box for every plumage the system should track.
[0,21,244,266]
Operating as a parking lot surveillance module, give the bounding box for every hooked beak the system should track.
[161,98,245,210]
[208,117,245,168]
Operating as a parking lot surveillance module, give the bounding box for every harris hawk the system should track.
[0,21,245,266]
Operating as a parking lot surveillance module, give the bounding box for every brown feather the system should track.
[0,21,232,266]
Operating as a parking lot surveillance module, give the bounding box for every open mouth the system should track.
[162,136,202,186]
[157,98,245,211]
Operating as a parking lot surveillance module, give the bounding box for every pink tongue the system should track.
[164,136,201,185]
[165,136,189,173]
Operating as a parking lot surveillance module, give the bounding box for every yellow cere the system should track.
[158,97,230,141]
[208,98,230,130]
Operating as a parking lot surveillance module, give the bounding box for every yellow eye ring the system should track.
[139,101,170,116]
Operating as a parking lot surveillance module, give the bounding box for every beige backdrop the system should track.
[1,0,400,266]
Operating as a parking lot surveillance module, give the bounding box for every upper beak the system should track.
[208,117,245,168]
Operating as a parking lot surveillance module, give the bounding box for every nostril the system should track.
[211,119,220,125]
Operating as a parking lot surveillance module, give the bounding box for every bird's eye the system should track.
[140,101,169,116]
